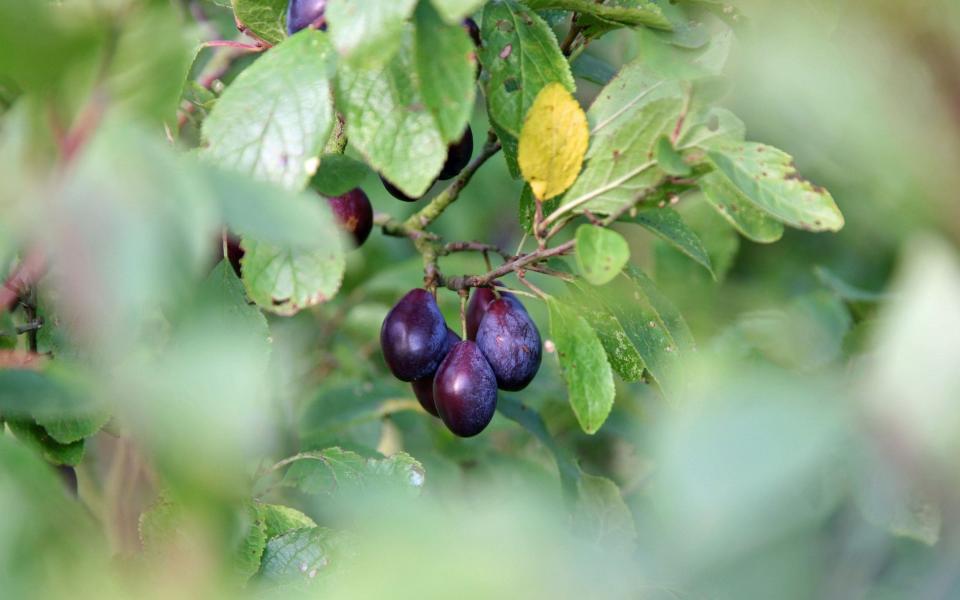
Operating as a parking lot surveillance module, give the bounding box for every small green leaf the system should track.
[336,34,446,197]
[654,135,691,176]
[202,30,336,191]
[280,448,425,497]
[234,504,269,581]
[575,225,630,286]
[241,234,346,316]
[629,207,714,277]
[232,0,288,46]
[570,53,617,85]
[7,420,85,466]
[259,527,356,586]
[522,0,671,30]
[699,171,785,243]
[414,2,476,143]
[624,265,695,354]
[707,142,844,232]
[203,260,272,361]
[479,0,575,138]
[256,503,317,539]
[518,185,561,234]
[327,0,417,67]
[309,154,371,197]
[547,298,616,434]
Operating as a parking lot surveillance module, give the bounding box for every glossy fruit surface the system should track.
[433,341,497,437]
[411,328,460,417]
[465,284,515,340]
[463,18,481,47]
[380,289,449,382]
[286,0,327,35]
[476,298,542,391]
[380,175,423,202]
[438,126,474,181]
[327,188,373,247]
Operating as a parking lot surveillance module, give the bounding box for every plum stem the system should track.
[459,291,468,339]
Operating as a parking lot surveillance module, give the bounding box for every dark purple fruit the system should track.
[434,341,498,437]
[463,18,481,47]
[476,298,542,391]
[438,126,474,181]
[412,328,460,417]
[465,284,516,340]
[327,188,373,247]
[226,235,244,277]
[381,175,423,202]
[380,289,449,382]
[57,465,78,497]
[287,0,327,35]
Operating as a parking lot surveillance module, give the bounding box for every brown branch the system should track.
[442,241,511,261]
[443,240,575,292]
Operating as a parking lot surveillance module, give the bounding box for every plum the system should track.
[438,126,474,181]
[465,284,515,340]
[380,175,423,202]
[225,234,244,277]
[463,17,481,47]
[327,188,373,247]
[286,0,327,35]
[380,289,450,382]
[411,328,460,417]
[433,340,498,437]
[476,298,542,391]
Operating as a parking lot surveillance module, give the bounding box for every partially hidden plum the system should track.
[411,328,460,417]
[286,0,327,35]
[327,188,373,247]
[476,297,542,391]
[438,126,474,181]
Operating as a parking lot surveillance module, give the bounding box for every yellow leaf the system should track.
[518,83,589,200]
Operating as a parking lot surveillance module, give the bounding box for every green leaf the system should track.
[497,397,581,501]
[35,412,110,446]
[280,447,425,497]
[232,0,288,46]
[259,527,356,586]
[574,473,637,548]
[0,365,107,442]
[624,265,695,354]
[566,284,647,382]
[558,95,681,216]
[518,185,561,233]
[629,207,714,276]
[479,0,575,138]
[202,30,336,191]
[590,272,685,398]
[414,3,476,143]
[654,135,691,176]
[650,0,710,48]
[698,171,785,243]
[522,0,671,30]
[256,503,317,539]
[813,266,887,304]
[547,299,616,434]
[336,34,446,197]
[235,504,269,581]
[204,165,343,249]
[7,420,85,466]
[430,0,485,22]
[570,53,617,86]
[492,120,521,178]
[707,142,844,232]
[241,234,346,316]
[203,260,272,361]
[327,0,417,67]
[309,154,371,197]
[575,225,630,286]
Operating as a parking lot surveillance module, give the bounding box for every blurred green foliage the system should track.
[0,0,959,598]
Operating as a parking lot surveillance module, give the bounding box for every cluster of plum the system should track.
[381,287,542,437]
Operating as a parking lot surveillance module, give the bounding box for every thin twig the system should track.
[403,137,501,231]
